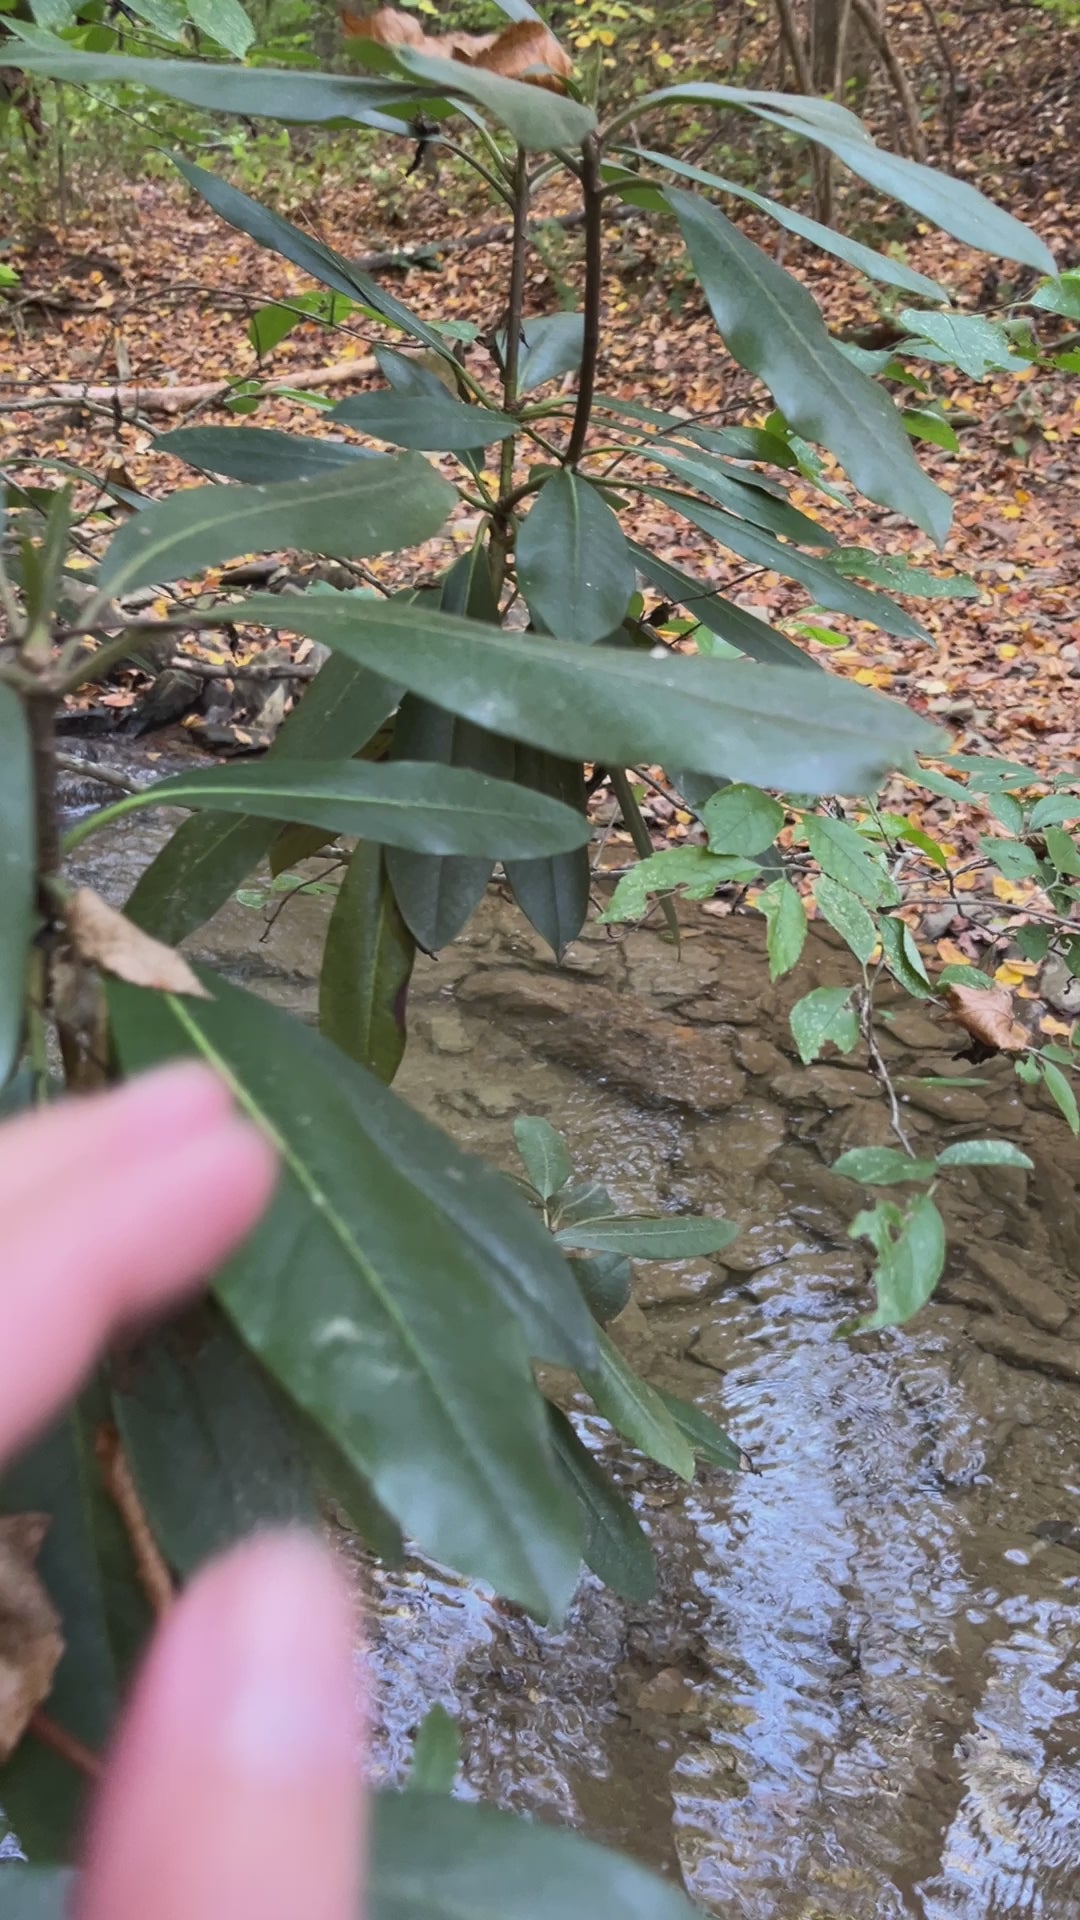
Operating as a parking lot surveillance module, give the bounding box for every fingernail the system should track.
[208,1536,358,1780]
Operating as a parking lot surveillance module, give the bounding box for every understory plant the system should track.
[0,0,1075,1906]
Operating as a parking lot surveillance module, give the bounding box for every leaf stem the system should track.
[564,135,604,470]
[491,146,531,598]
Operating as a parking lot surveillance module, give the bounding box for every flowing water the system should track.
[69,771,1080,1919]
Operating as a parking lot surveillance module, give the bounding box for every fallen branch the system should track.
[39,354,378,416]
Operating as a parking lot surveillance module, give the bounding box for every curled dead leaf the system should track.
[945,982,1029,1053]
[0,1514,64,1762]
[340,8,571,90]
[67,887,211,999]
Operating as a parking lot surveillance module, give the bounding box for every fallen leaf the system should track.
[467,21,573,92]
[946,982,1029,1053]
[0,1515,64,1762]
[67,888,211,998]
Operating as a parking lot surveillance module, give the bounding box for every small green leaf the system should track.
[703,783,784,856]
[1031,271,1080,318]
[1044,826,1080,878]
[986,790,1025,835]
[790,986,859,1064]
[547,1406,656,1601]
[654,1389,749,1472]
[833,1147,937,1184]
[877,914,934,999]
[758,877,807,979]
[898,308,1029,379]
[557,1215,739,1260]
[0,684,35,1088]
[517,471,634,646]
[847,1193,946,1331]
[935,1139,1034,1169]
[1029,794,1080,831]
[903,408,961,454]
[513,1116,573,1202]
[319,841,414,1083]
[803,815,898,907]
[1040,1058,1080,1135]
[409,1705,460,1795]
[581,1331,695,1480]
[187,0,253,55]
[813,876,878,965]
[599,846,756,923]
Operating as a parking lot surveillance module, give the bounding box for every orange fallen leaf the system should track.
[68,888,211,999]
[945,982,1029,1053]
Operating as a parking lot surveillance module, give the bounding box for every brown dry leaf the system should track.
[0,1515,64,1763]
[339,7,496,60]
[68,887,211,999]
[945,983,1029,1053]
[469,21,573,92]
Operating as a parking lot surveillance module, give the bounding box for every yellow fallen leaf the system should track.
[68,888,211,999]
[994,959,1039,986]
[991,874,1031,904]
[997,643,1019,660]
[937,938,972,967]
[1039,1015,1076,1038]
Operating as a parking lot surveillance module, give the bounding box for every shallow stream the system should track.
[72,780,1080,1920]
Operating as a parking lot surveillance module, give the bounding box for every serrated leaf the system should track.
[581,1332,694,1480]
[599,847,757,923]
[98,453,455,598]
[556,1215,739,1259]
[813,875,878,965]
[832,1147,936,1184]
[108,974,583,1620]
[758,876,807,979]
[935,1139,1033,1168]
[319,841,414,1083]
[187,0,253,58]
[201,595,944,796]
[1029,794,1080,830]
[790,986,859,1064]
[0,686,34,1088]
[517,471,634,645]
[513,1116,573,1201]
[666,188,949,541]
[703,783,784,856]
[546,1407,656,1602]
[803,815,898,907]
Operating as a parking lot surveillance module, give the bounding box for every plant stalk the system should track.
[564,136,604,469]
[491,146,531,598]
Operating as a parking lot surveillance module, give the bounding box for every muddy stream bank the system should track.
[71,791,1080,1920]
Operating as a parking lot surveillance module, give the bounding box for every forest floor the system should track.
[1,0,1079,911]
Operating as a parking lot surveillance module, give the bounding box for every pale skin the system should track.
[0,1061,364,1920]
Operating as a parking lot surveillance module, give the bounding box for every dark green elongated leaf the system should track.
[935,1139,1034,1169]
[157,426,382,483]
[503,748,590,957]
[209,595,944,798]
[0,1391,152,1859]
[666,188,950,542]
[517,471,634,645]
[644,445,838,547]
[833,1147,937,1184]
[386,546,511,949]
[546,1406,656,1601]
[517,312,585,393]
[638,84,1055,273]
[370,1786,699,1920]
[847,1193,946,1331]
[0,685,34,1088]
[568,1252,633,1325]
[703,783,784,856]
[803,815,899,907]
[581,1331,695,1480]
[330,391,516,451]
[172,158,453,358]
[513,1116,573,1200]
[112,1311,319,1576]
[813,875,878,965]
[126,648,400,943]
[626,146,947,298]
[84,759,591,859]
[0,1868,73,1916]
[654,1389,749,1473]
[319,840,414,1082]
[99,453,455,598]
[108,975,582,1620]
[557,1214,739,1259]
[296,1410,404,1563]
[1040,1059,1079,1135]
[758,876,807,979]
[187,0,253,57]
[390,47,595,149]
[643,488,927,640]
[629,543,818,670]
[409,1706,460,1795]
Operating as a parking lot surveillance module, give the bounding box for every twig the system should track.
[55,751,145,794]
[850,0,928,160]
[565,135,604,470]
[914,0,958,158]
[859,976,917,1153]
[30,356,378,418]
[491,147,531,598]
[29,1710,103,1782]
[95,1421,174,1619]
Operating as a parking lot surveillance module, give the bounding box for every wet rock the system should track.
[680,994,760,1028]
[879,1009,951,1052]
[455,969,746,1113]
[425,1010,476,1055]
[718,1219,814,1274]
[818,1102,913,1160]
[965,1243,1070,1333]
[732,1033,787,1078]
[970,1319,1080,1383]
[635,1261,724,1309]
[636,1667,696,1715]
[686,1323,735,1373]
[900,1082,991,1124]
[769,1146,860,1239]
[771,1066,878,1109]
[682,1106,788,1186]
[1033,1519,1080,1554]
[471,1082,520,1118]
